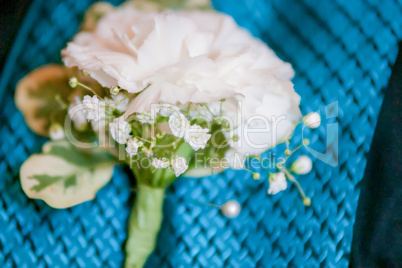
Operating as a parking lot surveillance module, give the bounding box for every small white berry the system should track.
[290,155,313,175]
[303,112,321,129]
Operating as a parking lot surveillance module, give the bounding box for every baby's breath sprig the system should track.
[69,77,101,98]
[278,166,311,206]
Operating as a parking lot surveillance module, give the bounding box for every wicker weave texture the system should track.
[0,0,401,267]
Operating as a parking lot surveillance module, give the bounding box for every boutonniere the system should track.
[15,0,320,266]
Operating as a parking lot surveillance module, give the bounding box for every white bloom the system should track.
[83,95,105,121]
[158,104,174,117]
[168,111,188,138]
[49,124,65,140]
[137,111,155,124]
[184,124,211,151]
[106,93,129,113]
[64,7,301,156]
[303,112,321,129]
[126,138,140,156]
[290,155,313,175]
[229,79,301,155]
[267,172,287,195]
[63,8,295,110]
[152,158,170,169]
[68,97,88,131]
[109,117,132,144]
[188,102,220,122]
[171,157,188,177]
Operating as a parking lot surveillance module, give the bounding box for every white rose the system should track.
[64,7,301,156]
[83,95,106,122]
[63,8,294,107]
[137,111,155,124]
[109,117,132,144]
[184,124,211,151]
[126,138,140,156]
[223,78,301,155]
[168,111,188,138]
[106,93,129,113]
[152,158,170,169]
[157,104,174,117]
[171,157,188,177]
[188,102,219,122]
[267,172,287,195]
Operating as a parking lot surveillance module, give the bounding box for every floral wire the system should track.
[186,103,192,117]
[279,166,308,201]
[137,137,152,144]
[55,95,68,109]
[76,81,101,98]
[275,140,305,168]
[219,99,224,115]
[139,83,151,93]
[200,103,216,117]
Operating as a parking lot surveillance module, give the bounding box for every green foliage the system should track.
[29,174,64,192]
[46,143,115,167]
[20,140,117,208]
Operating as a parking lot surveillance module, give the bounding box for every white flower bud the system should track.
[252,173,261,180]
[303,197,311,206]
[109,117,132,144]
[171,157,188,177]
[184,124,211,151]
[267,172,287,195]
[168,111,188,138]
[126,138,139,156]
[152,158,170,169]
[49,124,65,140]
[110,86,120,95]
[69,77,77,88]
[158,105,174,117]
[137,111,155,124]
[83,95,106,122]
[105,93,129,113]
[303,112,321,129]
[290,155,313,175]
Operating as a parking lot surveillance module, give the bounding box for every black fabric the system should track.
[350,42,402,268]
[0,1,401,266]
[0,0,31,71]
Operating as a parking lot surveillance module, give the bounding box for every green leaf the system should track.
[20,140,116,209]
[45,140,114,167]
[63,175,77,190]
[29,174,64,192]
[15,64,103,138]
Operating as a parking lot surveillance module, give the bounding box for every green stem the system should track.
[125,183,165,268]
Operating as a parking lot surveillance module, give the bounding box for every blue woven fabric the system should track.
[0,0,401,267]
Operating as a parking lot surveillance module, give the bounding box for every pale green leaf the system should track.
[20,141,116,209]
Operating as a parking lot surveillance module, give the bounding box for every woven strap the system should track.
[0,0,401,267]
